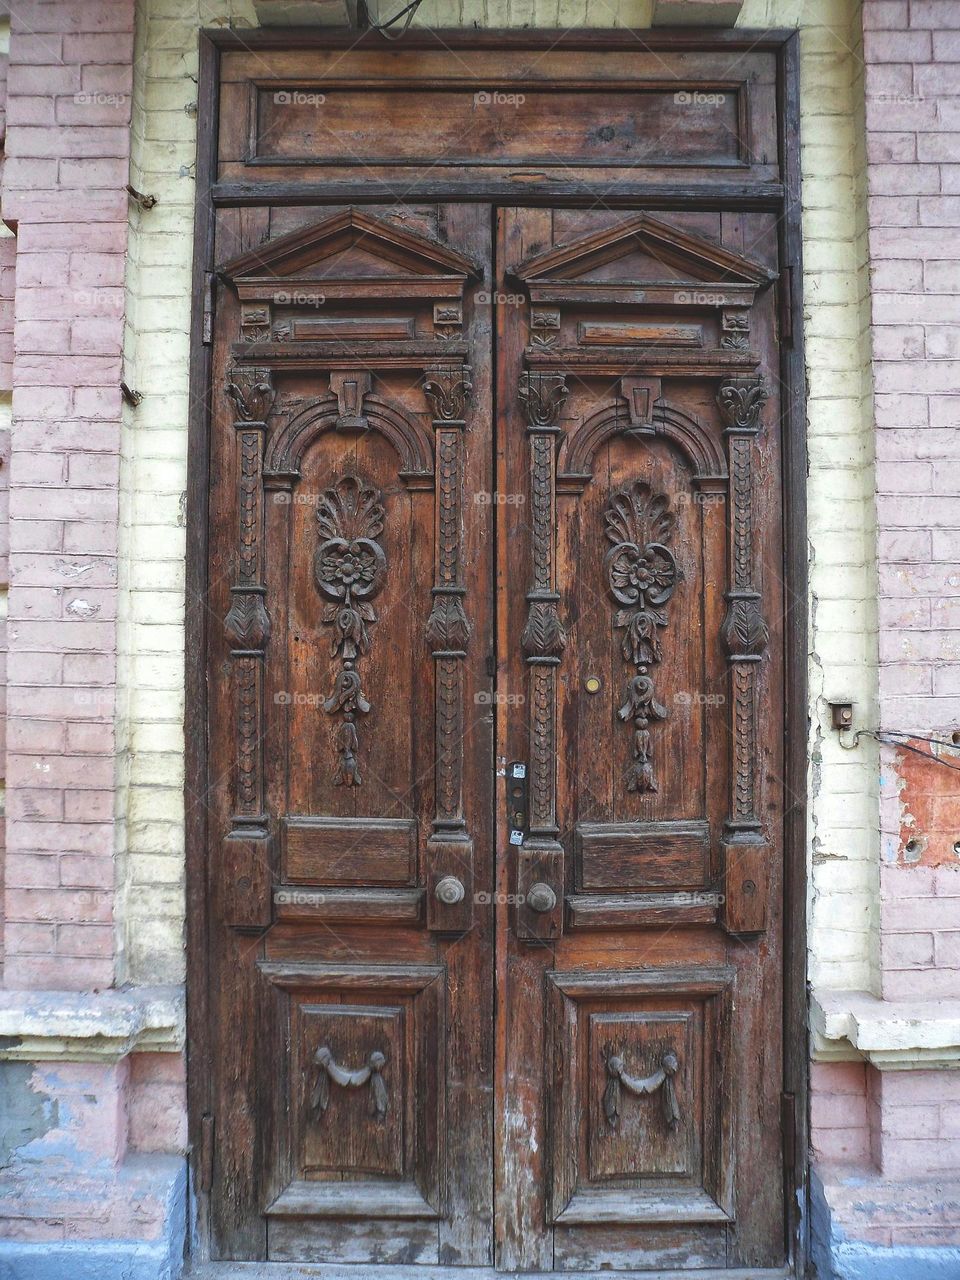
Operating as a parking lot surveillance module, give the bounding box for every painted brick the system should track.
[3,0,135,991]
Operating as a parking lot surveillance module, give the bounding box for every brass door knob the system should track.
[527,882,557,913]
[435,876,465,905]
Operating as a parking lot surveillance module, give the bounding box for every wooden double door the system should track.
[194,33,801,1277]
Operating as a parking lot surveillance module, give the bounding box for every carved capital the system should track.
[519,371,568,430]
[224,587,271,652]
[716,377,768,433]
[226,367,275,424]
[522,600,566,660]
[721,592,769,658]
[425,592,472,653]
[423,364,472,422]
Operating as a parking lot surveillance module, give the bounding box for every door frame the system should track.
[184,26,808,1273]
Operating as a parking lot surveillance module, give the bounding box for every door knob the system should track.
[435,875,465,906]
[526,882,557,913]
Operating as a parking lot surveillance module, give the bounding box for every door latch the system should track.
[506,761,527,846]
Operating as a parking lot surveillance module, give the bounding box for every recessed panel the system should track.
[252,87,743,169]
[588,1010,693,1180]
[297,1003,404,1179]
[284,817,417,886]
[575,820,710,890]
[545,967,734,1225]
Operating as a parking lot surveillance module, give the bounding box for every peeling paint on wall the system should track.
[0,1063,58,1165]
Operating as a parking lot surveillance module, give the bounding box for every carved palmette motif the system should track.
[604,481,679,794]
[313,475,387,787]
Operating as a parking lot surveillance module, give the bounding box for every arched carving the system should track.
[558,398,727,488]
[263,392,434,484]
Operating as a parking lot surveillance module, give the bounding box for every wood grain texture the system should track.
[190,31,805,1276]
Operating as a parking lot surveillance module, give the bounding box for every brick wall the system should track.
[863,0,960,990]
[1,0,134,989]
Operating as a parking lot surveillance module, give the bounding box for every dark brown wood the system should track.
[188,30,807,1278]
[185,29,221,1266]
[777,31,810,1276]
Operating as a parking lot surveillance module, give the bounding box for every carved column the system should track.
[717,376,769,935]
[222,367,276,929]
[422,362,474,932]
[516,370,568,941]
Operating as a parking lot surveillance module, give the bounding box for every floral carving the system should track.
[314,475,387,787]
[423,364,472,422]
[425,593,472,652]
[518,371,568,429]
[716,377,768,433]
[225,367,275,423]
[522,600,567,659]
[604,481,679,794]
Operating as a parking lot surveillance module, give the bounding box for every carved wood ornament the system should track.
[311,1045,389,1122]
[603,1050,681,1132]
[604,481,679,794]
[313,476,388,787]
[515,370,569,941]
[223,367,276,829]
[717,375,770,934]
[423,363,475,930]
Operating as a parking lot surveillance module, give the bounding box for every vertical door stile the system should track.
[423,360,476,932]
[515,370,569,942]
[222,365,276,932]
[717,376,771,936]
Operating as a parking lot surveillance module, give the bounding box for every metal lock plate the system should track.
[507,761,527,847]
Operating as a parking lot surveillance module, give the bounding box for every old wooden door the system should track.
[193,31,803,1276]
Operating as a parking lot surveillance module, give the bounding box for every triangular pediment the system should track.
[219,208,481,285]
[512,213,775,289]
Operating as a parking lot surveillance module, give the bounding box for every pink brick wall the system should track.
[0,0,134,990]
[864,0,960,986]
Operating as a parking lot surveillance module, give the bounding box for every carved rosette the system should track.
[224,369,274,827]
[603,481,679,794]
[520,372,568,844]
[423,365,473,849]
[314,475,387,787]
[716,376,769,834]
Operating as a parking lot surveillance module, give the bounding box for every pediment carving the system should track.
[511,212,775,301]
[220,208,481,291]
